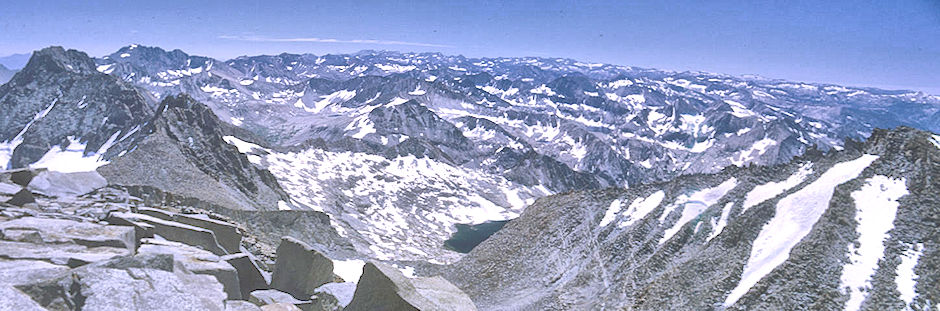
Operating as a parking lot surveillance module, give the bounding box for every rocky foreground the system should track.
[0,169,477,311]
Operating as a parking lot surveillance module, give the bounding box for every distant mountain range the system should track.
[0,53,31,70]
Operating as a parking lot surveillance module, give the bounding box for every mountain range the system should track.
[0,45,938,310]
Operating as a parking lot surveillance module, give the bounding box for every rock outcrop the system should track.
[224,253,270,299]
[26,170,107,198]
[139,239,241,300]
[345,262,477,311]
[0,170,289,310]
[270,237,334,300]
[17,264,228,310]
[248,289,312,309]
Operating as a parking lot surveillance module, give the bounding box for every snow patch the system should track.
[200,85,237,97]
[599,199,622,227]
[96,64,115,74]
[607,79,634,88]
[707,202,734,241]
[841,175,908,311]
[530,85,557,96]
[222,136,262,153]
[731,138,776,166]
[277,200,292,211]
[31,134,118,173]
[386,97,410,107]
[740,163,813,214]
[345,115,376,139]
[896,243,923,308]
[724,100,756,118]
[408,85,426,96]
[624,94,645,104]
[332,259,365,283]
[302,90,357,113]
[398,265,417,278]
[618,191,665,228]
[659,178,738,244]
[375,63,416,73]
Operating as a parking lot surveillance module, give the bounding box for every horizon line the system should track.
[2,45,938,96]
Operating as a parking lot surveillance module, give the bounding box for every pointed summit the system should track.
[99,94,292,211]
[20,46,98,76]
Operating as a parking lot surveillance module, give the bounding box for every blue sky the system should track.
[1,0,938,93]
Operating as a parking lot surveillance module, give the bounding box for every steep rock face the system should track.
[99,94,291,210]
[0,47,154,170]
[443,127,939,310]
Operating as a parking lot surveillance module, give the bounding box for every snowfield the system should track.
[226,141,550,262]
[725,154,878,306]
[740,163,814,214]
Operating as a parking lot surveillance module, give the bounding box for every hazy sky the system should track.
[1,0,938,93]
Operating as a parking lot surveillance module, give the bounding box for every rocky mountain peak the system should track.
[97,93,291,211]
[101,44,211,79]
[369,99,472,151]
[156,93,215,119]
[109,44,186,61]
[17,47,98,77]
[0,46,153,169]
